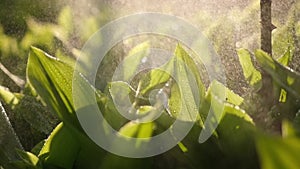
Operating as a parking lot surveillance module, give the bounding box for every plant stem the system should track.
[259,0,279,132]
[260,0,272,54]
[0,61,25,88]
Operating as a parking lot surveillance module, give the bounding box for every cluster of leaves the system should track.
[0,44,253,168]
[0,3,300,169]
[237,48,300,169]
[0,37,299,168]
[0,5,108,150]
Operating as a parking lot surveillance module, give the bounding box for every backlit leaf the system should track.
[237,48,262,90]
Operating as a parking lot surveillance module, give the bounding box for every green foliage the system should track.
[1,39,299,168]
[237,48,262,90]
[38,123,80,169]
[12,150,42,169]
[12,45,260,169]
[255,50,300,98]
[122,41,150,81]
[256,134,300,169]
[277,48,292,66]
[1,3,300,168]
[206,80,244,106]
[27,47,78,127]
[238,48,300,127]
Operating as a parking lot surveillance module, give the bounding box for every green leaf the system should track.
[16,150,40,168]
[199,82,252,143]
[168,45,206,123]
[174,45,206,105]
[38,123,80,169]
[27,47,79,129]
[140,44,206,124]
[256,134,300,169]
[140,66,172,95]
[237,48,262,89]
[168,82,181,118]
[108,81,138,128]
[119,121,154,147]
[216,104,256,166]
[255,49,300,98]
[123,41,150,81]
[119,121,140,138]
[26,47,110,168]
[109,81,136,113]
[277,48,292,66]
[222,103,254,125]
[206,80,244,106]
[136,122,154,139]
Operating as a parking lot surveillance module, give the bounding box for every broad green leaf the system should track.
[199,82,252,143]
[27,47,79,129]
[38,123,80,169]
[162,47,198,122]
[216,104,256,167]
[136,105,153,115]
[140,44,206,124]
[109,81,136,113]
[101,93,129,130]
[27,47,108,168]
[255,50,300,98]
[222,103,254,124]
[135,122,154,147]
[119,121,140,138]
[175,45,206,104]
[237,48,262,89]
[166,45,206,123]
[108,81,138,128]
[168,82,181,118]
[256,134,300,169]
[140,66,172,95]
[123,41,150,81]
[206,93,255,164]
[136,122,154,139]
[119,121,154,144]
[206,80,244,106]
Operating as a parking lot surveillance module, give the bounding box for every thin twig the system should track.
[0,61,25,88]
